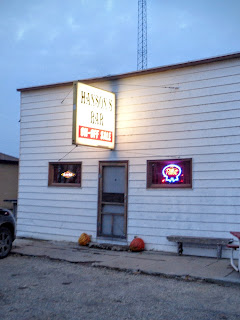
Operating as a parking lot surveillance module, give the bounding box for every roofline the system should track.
[0,153,19,162]
[17,52,240,92]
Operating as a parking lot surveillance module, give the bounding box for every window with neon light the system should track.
[48,162,82,187]
[147,159,192,188]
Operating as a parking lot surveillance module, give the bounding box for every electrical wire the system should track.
[61,88,73,104]
[58,145,77,161]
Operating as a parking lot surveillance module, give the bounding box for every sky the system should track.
[0,0,240,157]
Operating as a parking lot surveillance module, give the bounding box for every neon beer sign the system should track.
[162,164,182,183]
[61,171,76,179]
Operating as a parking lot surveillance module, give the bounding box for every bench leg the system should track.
[238,240,240,272]
[229,248,239,272]
[177,242,183,255]
[217,245,222,259]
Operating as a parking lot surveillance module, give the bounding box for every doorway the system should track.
[97,161,128,239]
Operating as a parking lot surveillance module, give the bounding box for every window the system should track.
[48,162,82,187]
[147,159,192,188]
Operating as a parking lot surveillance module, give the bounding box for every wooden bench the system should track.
[167,235,233,259]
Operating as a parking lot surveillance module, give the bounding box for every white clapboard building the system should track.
[17,53,240,257]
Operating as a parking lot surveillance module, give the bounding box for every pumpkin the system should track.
[78,233,91,246]
[129,237,145,252]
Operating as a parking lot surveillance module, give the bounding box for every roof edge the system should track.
[0,152,19,162]
[17,52,240,92]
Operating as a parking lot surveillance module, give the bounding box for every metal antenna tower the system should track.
[137,0,147,70]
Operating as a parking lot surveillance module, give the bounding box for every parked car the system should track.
[0,208,16,258]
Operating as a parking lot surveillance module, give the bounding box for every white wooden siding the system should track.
[17,58,240,257]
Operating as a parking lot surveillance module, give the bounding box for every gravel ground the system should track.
[0,255,240,320]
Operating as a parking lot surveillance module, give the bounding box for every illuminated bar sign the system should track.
[73,82,115,149]
[61,171,76,179]
[147,159,192,188]
[162,164,182,183]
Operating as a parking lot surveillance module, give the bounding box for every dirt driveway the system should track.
[0,255,240,320]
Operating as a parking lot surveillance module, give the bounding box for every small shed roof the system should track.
[0,153,19,163]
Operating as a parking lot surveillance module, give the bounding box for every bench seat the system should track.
[227,244,239,249]
[167,235,233,258]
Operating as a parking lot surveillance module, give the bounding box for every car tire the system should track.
[0,227,13,259]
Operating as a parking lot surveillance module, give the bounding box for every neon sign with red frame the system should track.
[147,159,192,188]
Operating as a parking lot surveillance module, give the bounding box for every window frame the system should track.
[147,158,192,189]
[48,162,82,188]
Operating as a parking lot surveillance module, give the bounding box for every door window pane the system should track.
[113,215,125,237]
[103,166,125,193]
[102,204,124,214]
[102,193,124,203]
[102,215,112,235]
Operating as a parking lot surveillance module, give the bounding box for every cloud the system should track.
[70,43,94,57]
[67,16,80,30]
[39,49,49,56]
[15,21,36,42]
[48,30,59,41]
[16,27,26,41]
[178,22,188,30]
[0,112,13,121]
[174,10,193,31]
[106,0,113,12]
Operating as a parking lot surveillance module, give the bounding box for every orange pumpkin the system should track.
[129,237,145,252]
[78,233,91,246]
